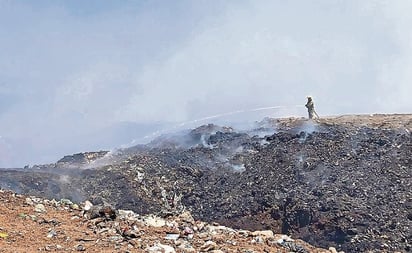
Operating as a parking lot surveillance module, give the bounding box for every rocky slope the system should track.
[0,114,411,252]
[0,189,333,252]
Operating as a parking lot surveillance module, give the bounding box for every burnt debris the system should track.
[0,115,411,252]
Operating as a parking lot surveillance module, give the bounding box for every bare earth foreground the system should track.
[0,189,332,253]
[0,114,411,252]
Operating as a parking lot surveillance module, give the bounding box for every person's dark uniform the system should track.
[305,96,316,119]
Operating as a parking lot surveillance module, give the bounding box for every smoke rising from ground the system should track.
[0,0,411,167]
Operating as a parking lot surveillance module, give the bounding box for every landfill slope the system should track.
[0,114,411,252]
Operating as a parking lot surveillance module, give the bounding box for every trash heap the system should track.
[0,114,411,252]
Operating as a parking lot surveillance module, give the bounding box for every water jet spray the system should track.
[136,105,304,144]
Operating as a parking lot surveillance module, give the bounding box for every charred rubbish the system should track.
[0,114,411,252]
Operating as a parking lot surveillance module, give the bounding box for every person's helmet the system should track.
[306,96,312,100]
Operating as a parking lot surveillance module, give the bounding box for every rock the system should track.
[146,243,176,253]
[60,199,73,205]
[251,230,274,238]
[254,236,265,244]
[100,205,116,219]
[328,247,338,253]
[183,226,194,235]
[47,229,57,238]
[274,234,294,243]
[83,201,93,211]
[205,225,235,234]
[49,199,58,207]
[165,233,180,240]
[278,241,309,253]
[34,204,46,213]
[200,241,218,251]
[179,211,195,223]
[75,244,86,251]
[177,242,196,252]
[143,215,166,227]
[25,197,34,205]
[237,230,249,237]
[122,228,140,238]
[88,205,116,220]
[195,222,206,232]
[118,209,137,220]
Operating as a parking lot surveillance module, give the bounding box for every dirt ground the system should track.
[0,190,334,253]
[319,114,412,130]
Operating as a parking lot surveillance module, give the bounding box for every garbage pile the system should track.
[0,114,411,252]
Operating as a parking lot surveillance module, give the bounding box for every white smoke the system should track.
[1,0,412,167]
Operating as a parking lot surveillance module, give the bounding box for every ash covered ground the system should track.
[0,114,411,252]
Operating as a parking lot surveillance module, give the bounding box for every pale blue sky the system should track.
[0,0,411,167]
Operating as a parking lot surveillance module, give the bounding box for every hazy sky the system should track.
[0,0,411,167]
